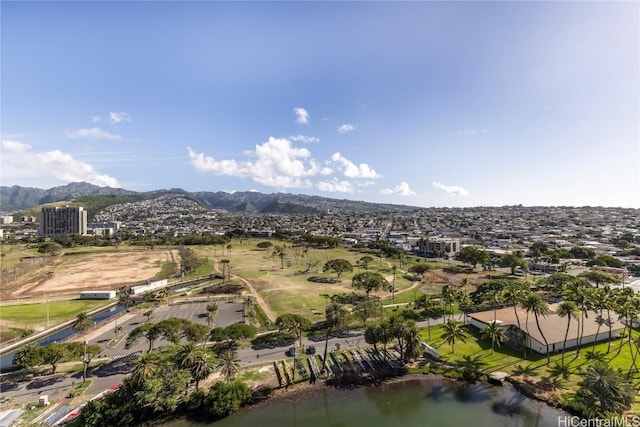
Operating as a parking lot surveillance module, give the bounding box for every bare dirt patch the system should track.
[7,250,177,299]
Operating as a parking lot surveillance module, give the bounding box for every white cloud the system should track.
[293,107,309,124]
[0,140,120,187]
[381,182,415,196]
[92,115,102,123]
[289,134,319,143]
[433,181,469,196]
[1,140,32,153]
[109,112,131,123]
[317,179,355,193]
[337,124,355,134]
[330,152,380,179]
[66,128,122,140]
[188,137,332,189]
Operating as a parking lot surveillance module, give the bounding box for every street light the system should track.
[82,339,88,383]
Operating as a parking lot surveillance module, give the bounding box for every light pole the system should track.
[82,339,88,383]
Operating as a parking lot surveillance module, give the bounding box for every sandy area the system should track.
[9,249,177,299]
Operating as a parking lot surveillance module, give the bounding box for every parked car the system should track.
[305,345,316,355]
[285,347,296,357]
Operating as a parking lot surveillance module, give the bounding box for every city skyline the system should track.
[1,1,638,208]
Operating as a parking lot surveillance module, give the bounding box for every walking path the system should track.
[214,260,277,323]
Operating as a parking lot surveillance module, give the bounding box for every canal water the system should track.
[164,377,568,427]
[0,305,126,371]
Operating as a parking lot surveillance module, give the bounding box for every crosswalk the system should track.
[110,351,142,362]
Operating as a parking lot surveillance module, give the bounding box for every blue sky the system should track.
[1,1,638,208]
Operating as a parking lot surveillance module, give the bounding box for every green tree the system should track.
[72,311,93,333]
[204,381,252,419]
[117,291,134,312]
[354,299,379,328]
[481,321,506,355]
[455,246,490,269]
[359,255,374,270]
[216,350,240,383]
[500,252,528,275]
[557,301,579,367]
[12,343,42,369]
[126,323,161,352]
[573,361,635,417]
[275,314,310,348]
[408,263,430,280]
[321,301,348,373]
[323,259,354,278]
[41,342,67,374]
[579,270,618,288]
[220,259,231,281]
[206,303,218,327]
[522,292,551,364]
[352,272,390,297]
[442,320,468,353]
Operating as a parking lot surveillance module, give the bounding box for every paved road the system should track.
[1,300,451,411]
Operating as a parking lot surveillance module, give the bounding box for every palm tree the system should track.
[131,353,160,386]
[190,352,215,390]
[481,321,506,355]
[522,292,551,364]
[321,301,348,373]
[557,301,579,367]
[574,361,635,417]
[501,285,525,357]
[564,280,593,355]
[402,324,422,362]
[282,314,311,349]
[377,321,394,360]
[206,303,218,327]
[72,311,92,333]
[442,320,468,353]
[441,285,455,321]
[216,350,240,383]
[117,291,134,312]
[177,342,200,370]
[226,244,233,257]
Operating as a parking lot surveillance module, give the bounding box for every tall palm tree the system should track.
[377,321,394,360]
[481,321,506,355]
[557,301,579,367]
[418,296,440,341]
[522,292,551,364]
[216,350,240,383]
[442,320,468,353]
[441,285,455,321]
[321,302,348,373]
[501,285,525,356]
[564,280,593,355]
[72,311,92,333]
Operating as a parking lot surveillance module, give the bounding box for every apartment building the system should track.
[38,206,87,237]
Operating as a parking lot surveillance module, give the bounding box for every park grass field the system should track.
[422,323,640,413]
[0,299,111,327]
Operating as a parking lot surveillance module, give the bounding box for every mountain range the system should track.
[0,182,418,217]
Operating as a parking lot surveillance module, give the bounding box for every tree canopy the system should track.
[352,272,390,296]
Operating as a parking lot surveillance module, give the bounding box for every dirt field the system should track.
[4,249,178,300]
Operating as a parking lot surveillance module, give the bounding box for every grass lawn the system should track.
[422,323,640,413]
[0,299,111,325]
